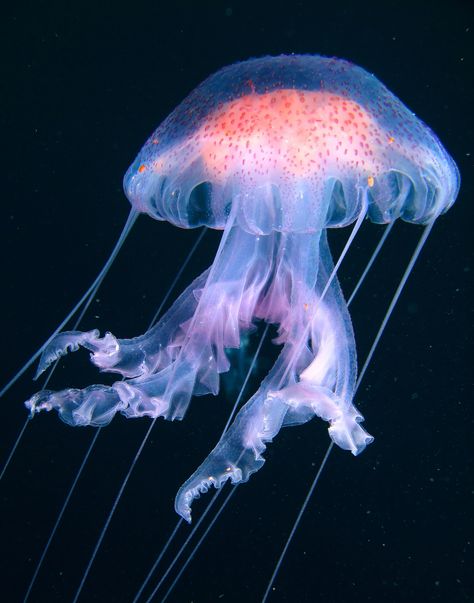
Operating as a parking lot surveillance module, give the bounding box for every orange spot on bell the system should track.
[388,136,395,144]
[367,175,375,187]
[138,164,147,173]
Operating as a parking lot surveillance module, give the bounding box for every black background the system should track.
[1,2,472,603]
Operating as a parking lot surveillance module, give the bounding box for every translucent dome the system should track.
[124,55,459,233]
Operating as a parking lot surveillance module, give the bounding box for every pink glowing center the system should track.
[194,89,393,180]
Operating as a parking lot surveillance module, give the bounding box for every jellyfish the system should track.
[24,54,459,532]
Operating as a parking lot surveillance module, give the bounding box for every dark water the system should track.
[1,2,472,602]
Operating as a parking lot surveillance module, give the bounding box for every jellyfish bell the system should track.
[124,55,458,233]
[25,54,459,531]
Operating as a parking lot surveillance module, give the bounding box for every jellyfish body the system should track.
[26,55,459,522]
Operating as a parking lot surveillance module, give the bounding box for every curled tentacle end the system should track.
[34,330,102,379]
[328,407,374,456]
[25,384,125,427]
[175,464,243,523]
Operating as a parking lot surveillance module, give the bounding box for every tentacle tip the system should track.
[174,476,221,524]
[24,391,52,416]
[353,434,375,456]
[34,329,103,381]
[175,465,244,525]
[34,351,63,380]
[181,509,193,524]
[33,366,46,381]
[24,394,37,414]
[348,432,375,456]
[175,494,193,524]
